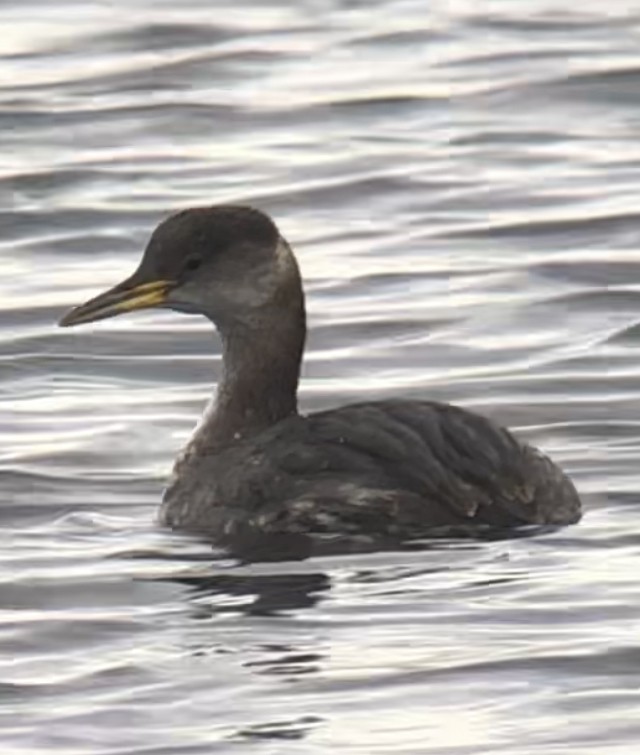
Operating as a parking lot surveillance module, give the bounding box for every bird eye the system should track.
[184,255,203,273]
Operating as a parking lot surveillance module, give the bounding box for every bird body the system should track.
[60,205,581,552]
[161,400,580,544]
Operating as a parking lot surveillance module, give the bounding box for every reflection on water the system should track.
[173,570,331,616]
[2,0,640,753]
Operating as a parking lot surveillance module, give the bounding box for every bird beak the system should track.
[59,276,174,327]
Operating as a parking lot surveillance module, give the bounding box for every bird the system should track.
[59,205,581,554]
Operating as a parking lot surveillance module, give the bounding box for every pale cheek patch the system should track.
[235,239,295,308]
[275,237,295,274]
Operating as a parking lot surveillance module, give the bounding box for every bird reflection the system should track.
[172,568,331,617]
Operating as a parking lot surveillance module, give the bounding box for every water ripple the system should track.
[2,1,639,753]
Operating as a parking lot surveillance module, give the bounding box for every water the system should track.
[2,1,640,752]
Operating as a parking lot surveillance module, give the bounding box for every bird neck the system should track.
[201,296,306,451]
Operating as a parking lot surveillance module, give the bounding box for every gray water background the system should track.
[2,1,640,752]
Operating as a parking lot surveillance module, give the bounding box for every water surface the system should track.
[2,2,640,753]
